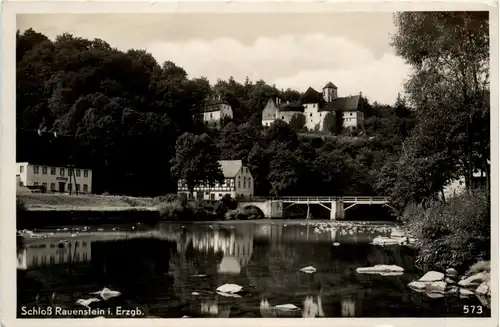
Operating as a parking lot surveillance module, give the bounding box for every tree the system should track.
[170,133,224,196]
[289,113,306,132]
[391,12,490,192]
[322,112,336,134]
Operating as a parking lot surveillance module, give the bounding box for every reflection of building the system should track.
[341,298,356,317]
[177,160,254,200]
[17,239,92,269]
[189,229,254,274]
[200,299,231,317]
[303,296,325,318]
[16,162,92,194]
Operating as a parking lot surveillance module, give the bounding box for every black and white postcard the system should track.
[0,1,498,327]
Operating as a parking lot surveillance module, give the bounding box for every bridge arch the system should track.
[242,205,265,219]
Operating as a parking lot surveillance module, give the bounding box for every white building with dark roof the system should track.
[194,95,233,128]
[177,160,254,201]
[16,162,92,194]
[262,82,366,131]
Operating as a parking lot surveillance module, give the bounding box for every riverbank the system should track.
[17,193,160,212]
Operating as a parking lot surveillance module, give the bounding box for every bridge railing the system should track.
[271,196,390,202]
[237,196,390,203]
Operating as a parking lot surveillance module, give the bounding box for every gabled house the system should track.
[261,97,305,127]
[177,160,254,201]
[194,95,234,128]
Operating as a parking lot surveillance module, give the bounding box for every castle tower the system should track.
[322,82,338,103]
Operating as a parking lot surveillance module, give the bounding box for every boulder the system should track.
[408,281,446,293]
[418,271,444,282]
[458,272,489,288]
[426,292,444,298]
[390,229,406,239]
[445,268,458,277]
[216,283,243,294]
[459,288,474,296]
[475,280,490,297]
[371,236,400,246]
[299,266,317,274]
[356,265,404,275]
[445,277,456,284]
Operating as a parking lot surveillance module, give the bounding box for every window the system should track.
[243,177,246,188]
[60,168,65,176]
[249,179,252,188]
[219,193,222,197]
[42,182,47,190]
[42,166,47,174]
[281,116,284,119]
[82,241,87,247]
[34,182,39,187]
[34,165,39,174]
[32,257,38,266]
[350,112,353,116]
[83,184,88,193]
[20,166,24,173]
[84,170,88,178]
[51,167,56,175]
[50,183,56,191]
[76,169,81,177]
[238,181,241,188]
[76,184,80,192]
[310,113,312,117]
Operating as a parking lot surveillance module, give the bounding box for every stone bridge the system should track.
[237,200,284,218]
[237,196,391,219]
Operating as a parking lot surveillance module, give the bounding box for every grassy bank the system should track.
[17,193,161,212]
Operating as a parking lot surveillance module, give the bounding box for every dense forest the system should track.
[16,12,490,211]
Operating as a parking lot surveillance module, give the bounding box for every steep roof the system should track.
[319,95,362,112]
[278,101,304,112]
[323,82,338,89]
[301,87,323,104]
[219,160,243,178]
[200,99,230,113]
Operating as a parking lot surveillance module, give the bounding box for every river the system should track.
[17,220,490,318]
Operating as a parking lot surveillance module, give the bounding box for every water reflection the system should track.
[17,221,490,318]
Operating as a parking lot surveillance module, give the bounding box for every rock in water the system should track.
[408,281,446,293]
[458,272,489,288]
[90,287,121,301]
[356,265,404,274]
[299,266,317,274]
[475,280,490,296]
[459,288,474,296]
[445,268,458,277]
[418,271,444,282]
[216,283,243,294]
[274,304,299,311]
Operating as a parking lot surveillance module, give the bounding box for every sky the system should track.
[17,13,411,105]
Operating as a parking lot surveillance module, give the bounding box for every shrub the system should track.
[465,260,490,276]
[403,189,490,272]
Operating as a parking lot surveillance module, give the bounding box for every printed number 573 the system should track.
[463,305,483,314]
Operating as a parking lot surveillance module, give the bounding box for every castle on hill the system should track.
[261,82,365,131]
